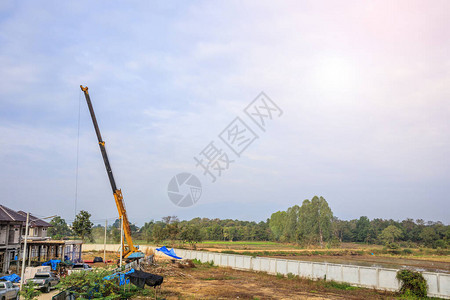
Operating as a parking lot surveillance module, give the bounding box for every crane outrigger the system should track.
[80,85,144,260]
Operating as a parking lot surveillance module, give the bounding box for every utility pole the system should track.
[103,219,107,263]
[19,212,29,290]
[119,216,123,268]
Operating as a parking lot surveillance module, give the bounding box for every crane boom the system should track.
[80,85,143,259]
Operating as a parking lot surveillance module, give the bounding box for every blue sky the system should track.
[0,1,449,225]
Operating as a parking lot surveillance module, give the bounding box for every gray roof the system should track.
[0,205,27,222]
[17,211,51,227]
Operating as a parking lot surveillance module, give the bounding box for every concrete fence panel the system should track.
[327,264,343,282]
[269,259,277,274]
[253,258,262,272]
[201,251,208,263]
[312,263,327,280]
[184,250,192,259]
[378,269,398,291]
[243,256,252,270]
[228,255,235,268]
[359,267,378,288]
[287,260,299,275]
[441,274,450,297]
[259,258,270,273]
[299,262,313,278]
[276,259,288,275]
[212,253,220,264]
[423,272,439,297]
[182,250,191,259]
[342,265,359,285]
[220,254,228,267]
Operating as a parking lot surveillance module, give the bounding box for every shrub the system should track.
[192,259,215,267]
[57,268,149,299]
[434,239,447,249]
[322,280,358,291]
[287,272,296,279]
[386,242,400,250]
[402,248,413,255]
[20,282,41,300]
[396,270,427,298]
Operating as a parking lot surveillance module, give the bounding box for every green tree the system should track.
[152,222,167,243]
[355,216,371,243]
[47,216,72,239]
[91,225,106,243]
[282,205,299,242]
[141,220,155,242]
[419,226,438,247]
[110,226,121,243]
[378,225,402,244]
[223,226,238,241]
[179,224,203,248]
[332,217,346,242]
[205,223,223,240]
[298,196,333,247]
[72,210,93,241]
[269,211,287,241]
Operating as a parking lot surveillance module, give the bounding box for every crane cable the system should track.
[74,89,82,218]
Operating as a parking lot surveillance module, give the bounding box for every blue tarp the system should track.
[42,259,61,270]
[103,268,135,286]
[0,274,20,283]
[156,246,182,259]
[127,251,145,259]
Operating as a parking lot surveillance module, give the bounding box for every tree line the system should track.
[48,196,449,248]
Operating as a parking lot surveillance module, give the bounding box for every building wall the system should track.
[0,225,7,245]
[0,224,21,245]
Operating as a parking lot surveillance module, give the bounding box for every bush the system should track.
[386,242,400,250]
[287,272,296,279]
[57,268,149,299]
[402,248,413,255]
[20,282,42,300]
[396,270,427,298]
[322,280,358,291]
[192,259,214,267]
[433,239,447,249]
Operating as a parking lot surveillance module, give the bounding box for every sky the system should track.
[0,1,449,226]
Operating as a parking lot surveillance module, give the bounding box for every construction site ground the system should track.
[137,258,398,299]
[83,251,399,299]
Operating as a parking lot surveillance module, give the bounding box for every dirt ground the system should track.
[133,258,398,300]
[80,249,444,299]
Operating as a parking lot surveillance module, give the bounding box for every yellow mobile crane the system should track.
[80,85,144,260]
